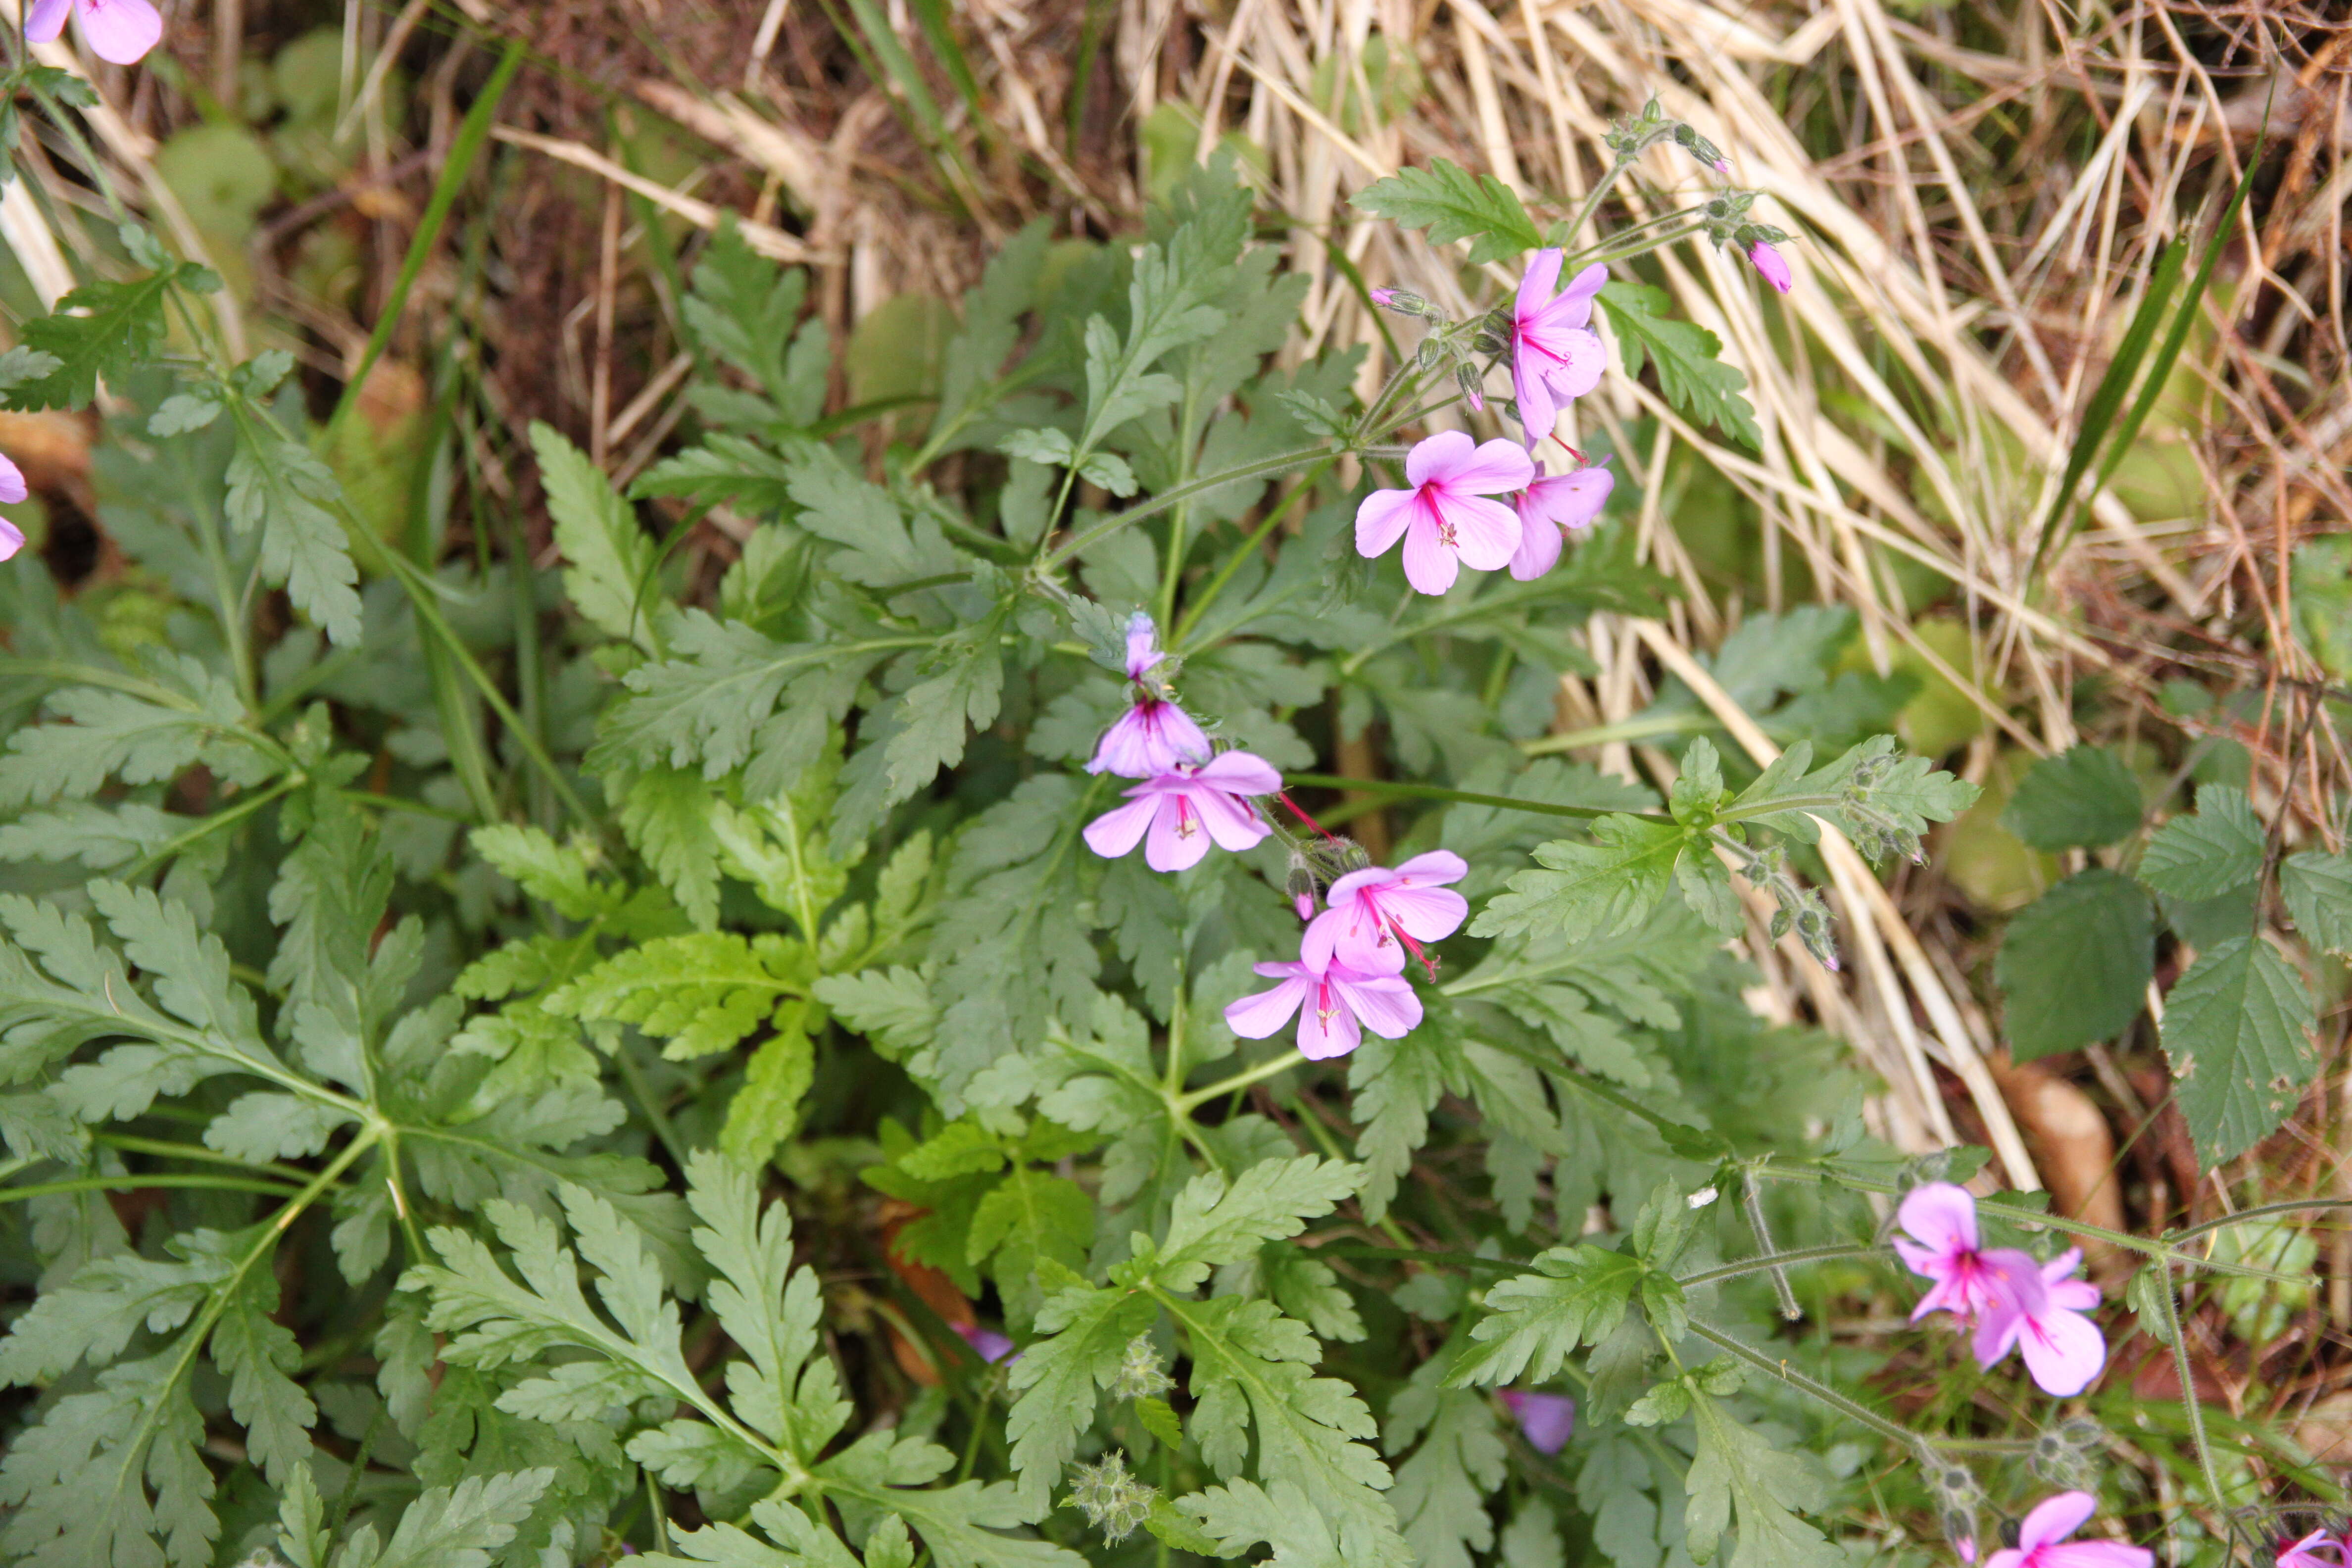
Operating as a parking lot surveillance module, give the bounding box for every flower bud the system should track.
[1067,1453,1156,1544]
[1454,362,1486,413]
[1110,1334,1174,1400]
[1415,336,1447,371]
[1371,287,1430,316]
[1470,331,1503,355]
[1286,853,1320,920]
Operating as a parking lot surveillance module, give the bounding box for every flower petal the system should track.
[1549,468,1615,529]
[0,454,25,506]
[1508,515,1562,581]
[1225,976,1311,1038]
[1195,749,1282,795]
[1355,486,1419,559]
[0,517,23,563]
[1515,248,1565,323]
[1556,262,1609,327]
[1082,794,1157,859]
[1897,1182,1980,1258]
[1400,516,1460,595]
[1125,611,1163,680]
[1544,329,1608,401]
[2017,1494,2099,1554]
[1393,850,1469,886]
[1405,429,1476,489]
[1296,993,1364,1060]
[1378,882,1469,942]
[1438,438,1538,497]
[1438,493,1523,572]
[1500,1390,1577,1454]
[2044,1545,2153,1568]
[1300,906,1372,970]
[24,0,71,42]
[1144,795,1215,872]
[2017,1304,2106,1397]
[1513,345,1560,448]
[1194,785,1272,852]
[1335,972,1422,1039]
[78,0,164,63]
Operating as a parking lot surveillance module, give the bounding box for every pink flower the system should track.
[1355,430,1531,595]
[1983,1494,2151,1568]
[1088,613,1209,777]
[2278,1531,2345,1568]
[1959,1539,1977,1565]
[0,454,24,564]
[1083,751,1280,873]
[25,0,162,64]
[1507,250,1608,448]
[1746,240,1792,294]
[1224,937,1421,1061]
[1893,1183,2043,1327]
[1498,1390,1576,1454]
[1303,849,1469,972]
[1713,158,1732,176]
[953,1321,1018,1365]
[1370,287,1398,307]
[1507,457,1615,581]
[1975,1249,2107,1398]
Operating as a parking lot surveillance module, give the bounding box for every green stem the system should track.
[1558,155,1635,247]
[1037,448,1333,573]
[1285,773,1657,824]
[2166,1197,2352,1243]
[1171,459,1334,647]
[91,1132,314,1182]
[1558,204,1711,267]
[1673,1242,1883,1289]
[1519,713,1707,756]
[1681,1319,2032,1456]
[2152,1259,2235,1548]
[0,1173,309,1203]
[127,777,301,879]
[1176,1049,1308,1112]
[327,39,526,441]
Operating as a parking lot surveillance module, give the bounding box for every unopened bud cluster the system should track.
[1067,1451,1156,1544]
[1839,751,1926,864]
[1109,1333,1174,1399]
[2026,1417,2106,1490]
[1743,843,1841,971]
[1604,98,1734,176]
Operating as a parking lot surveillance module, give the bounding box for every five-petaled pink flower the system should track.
[1498,1390,1576,1455]
[1508,457,1615,581]
[1746,241,1793,294]
[1088,612,1210,778]
[1976,1248,2107,1398]
[1983,1494,2151,1568]
[1355,430,1531,595]
[0,454,25,563]
[1893,1183,2042,1327]
[26,0,163,64]
[1304,849,1469,973]
[1224,935,1421,1061]
[1507,249,1608,448]
[1083,750,1280,873]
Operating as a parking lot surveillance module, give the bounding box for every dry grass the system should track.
[7,0,2351,1474]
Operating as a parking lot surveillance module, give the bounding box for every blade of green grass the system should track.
[326,37,525,441]
[906,0,995,150]
[2028,122,2268,580]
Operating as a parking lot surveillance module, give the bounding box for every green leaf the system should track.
[813,966,936,1058]
[1382,1361,1506,1568]
[620,766,726,930]
[224,419,365,646]
[2138,785,2264,901]
[1994,870,2154,1060]
[355,1469,556,1568]
[2159,934,2318,1163]
[1596,282,1760,448]
[1445,1244,1641,1386]
[1133,1156,1364,1293]
[2001,745,2143,850]
[1006,1282,1158,1512]
[722,1001,820,1165]
[2281,851,2352,956]
[1350,160,1544,266]
[683,219,815,415]
[5,268,183,410]
[0,655,250,809]
[546,931,814,1060]
[1682,1390,1837,1568]
[1470,816,1690,943]
[1170,1294,1408,1568]
[1181,1479,1344,1568]
[532,421,663,653]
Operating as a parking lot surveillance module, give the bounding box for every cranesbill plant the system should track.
[0,25,2335,1568]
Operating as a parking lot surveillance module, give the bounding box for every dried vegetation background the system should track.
[7,0,2352,1485]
